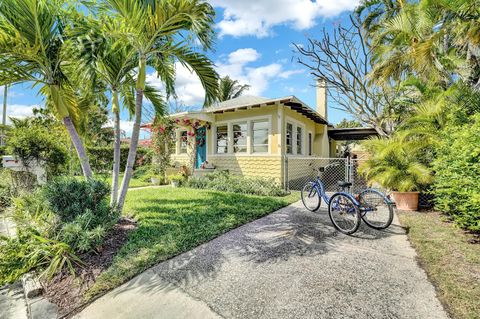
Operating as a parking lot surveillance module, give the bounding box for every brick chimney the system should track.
[316,79,327,120]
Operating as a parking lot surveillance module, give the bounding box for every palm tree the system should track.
[107,0,219,212]
[72,17,166,206]
[355,0,404,37]
[0,0,93,178]
[1,84,7,146]
[218,76,250,101]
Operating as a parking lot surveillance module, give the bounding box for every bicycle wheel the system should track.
[328,193,361,235]
[301,182,321,212]
[358,189,394,229]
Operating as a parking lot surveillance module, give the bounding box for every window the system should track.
[286,123,293,154]
[232,122,247,153]
[296,126,303,154]
[252,120,269,153]
[180,131,188,154]
[216,125,228,154]
[308,133,312,156]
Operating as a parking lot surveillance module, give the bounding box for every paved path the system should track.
[76,201,448,319]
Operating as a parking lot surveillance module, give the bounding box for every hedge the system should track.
[432,114,480,233]
[87,146,152,173]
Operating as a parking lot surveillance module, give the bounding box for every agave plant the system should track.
[359,136,433,192]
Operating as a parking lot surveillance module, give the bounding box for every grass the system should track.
[87,187,299,299]
[398,211,480,319]
[90,173,152,188]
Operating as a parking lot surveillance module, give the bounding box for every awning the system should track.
[328,127,379,141]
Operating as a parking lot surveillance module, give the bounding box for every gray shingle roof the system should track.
[206,95,269,111]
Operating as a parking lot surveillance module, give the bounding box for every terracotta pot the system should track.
[391,191,419,211]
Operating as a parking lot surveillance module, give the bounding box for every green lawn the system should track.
[87,187,299,299]
[398,211,480,319]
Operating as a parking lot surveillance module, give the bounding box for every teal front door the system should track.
[195,127,207,168]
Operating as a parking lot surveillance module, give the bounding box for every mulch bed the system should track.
[42,218,136,317]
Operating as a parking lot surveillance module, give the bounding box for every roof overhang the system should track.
[205,96,329,125]
[328,127,380,141]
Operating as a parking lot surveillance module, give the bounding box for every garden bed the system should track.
[42,218,137,317]
[398,211,480,319]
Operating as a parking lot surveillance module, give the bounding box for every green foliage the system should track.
[187,171,287,197]
[0,169,12,210]
[87,146,151,173]
[359,137,433,192]
[150,118,176,179]
[335,118,362,128]
[0,232,81,284]
[218,75,250,101]
[0,177,117,285]
[431,114,480,232]
[43,178,111,223]
[6,119,68,176]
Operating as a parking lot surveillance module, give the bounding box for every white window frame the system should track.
[178,129,188,154]
[308,131,313,156]
[212,115,272,155]
[251,119,270,154]
[232,121,248,153]
[215,124,229,154]
[285,116,306,156]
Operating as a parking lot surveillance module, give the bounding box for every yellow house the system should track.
[170,84,334,185]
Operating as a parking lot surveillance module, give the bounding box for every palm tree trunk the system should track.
[116,88,143,212]
[63,116,93,179]
[111,108,121,206]
[1,84,7,146]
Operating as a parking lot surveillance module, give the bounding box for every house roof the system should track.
[203,95,329,125]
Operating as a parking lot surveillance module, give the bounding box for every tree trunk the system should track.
[1,84,7,146]
[63,116,93,179]
[116,88,143,212]
[111,107,121,207]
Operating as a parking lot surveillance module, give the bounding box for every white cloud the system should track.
[147,62,206,107]
[217,48,301,96]
[146,48,304,107]
[211,0,359,37]
[1,104,38,124]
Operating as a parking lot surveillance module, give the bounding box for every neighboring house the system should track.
[168,83,335,183]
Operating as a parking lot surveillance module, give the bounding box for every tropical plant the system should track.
[73,17,166,206]
[359,137,433,192]
[106,0,219,212]
[150,117,176,182]
[6,118,68,177]
[218,76,250,101]
[0,0,94,178]
[431,114,480,232]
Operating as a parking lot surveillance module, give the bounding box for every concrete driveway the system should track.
[76,201,448,319]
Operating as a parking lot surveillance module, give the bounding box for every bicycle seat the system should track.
[337,181,352,188]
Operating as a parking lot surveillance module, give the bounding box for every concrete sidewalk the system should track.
[76,201,448,319]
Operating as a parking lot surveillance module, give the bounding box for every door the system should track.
[195,127,207,168]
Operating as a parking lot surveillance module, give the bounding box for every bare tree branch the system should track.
[294,15,401,135]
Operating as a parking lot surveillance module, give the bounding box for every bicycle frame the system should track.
[309,176,361,207]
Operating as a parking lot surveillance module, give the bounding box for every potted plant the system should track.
[359,137,433,211]
[170,174,184,187]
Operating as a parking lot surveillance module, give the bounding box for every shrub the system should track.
[432,114,480,232]
[43,178,111,223]
[359,137,433,192]
[0,169,12,210]
[6,121,67,176]
[187,171,287,196]
[87,146,151,173]
[0,177,118,284]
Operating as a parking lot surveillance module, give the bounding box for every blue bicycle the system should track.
[301,162,394,235]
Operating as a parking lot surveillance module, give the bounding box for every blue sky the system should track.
[1,0,359,136]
